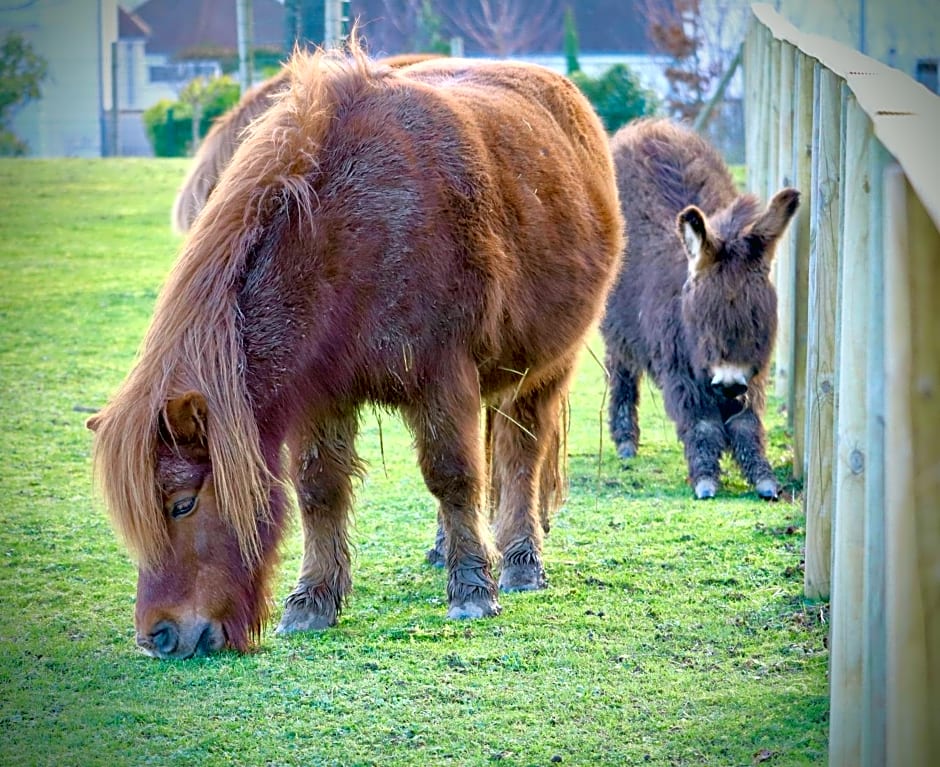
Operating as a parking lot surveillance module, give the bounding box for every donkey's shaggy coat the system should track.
[602,118,799,499]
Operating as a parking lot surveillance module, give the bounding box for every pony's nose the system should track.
[145,620,179,656]
[712,380,748,399]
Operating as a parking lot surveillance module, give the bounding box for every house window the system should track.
[149,61,221,84]
[916,58,938,93]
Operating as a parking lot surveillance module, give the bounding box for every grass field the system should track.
[0,158,828,766]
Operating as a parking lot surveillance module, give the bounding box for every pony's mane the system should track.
[170,69,291,235]
[91,37,380,569]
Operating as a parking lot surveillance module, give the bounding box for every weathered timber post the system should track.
[802,63,842,602]
[829,91,873,767]
[789,48,813,482]
[883,164,940,767]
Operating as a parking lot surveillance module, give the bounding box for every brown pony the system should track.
[602,118,799,500]
[88,40,624,659]
[170,53,443,234]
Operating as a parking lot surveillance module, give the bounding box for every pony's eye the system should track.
[170,497,197,519]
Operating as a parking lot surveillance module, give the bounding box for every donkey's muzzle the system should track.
[710,367,750,400]
[712,380,748,399]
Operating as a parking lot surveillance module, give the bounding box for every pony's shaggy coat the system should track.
[602,118,799,499]
[170,53,443,234]
[89,40,624,656]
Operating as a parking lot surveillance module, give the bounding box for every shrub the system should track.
[570,64,659,133]
[142,75,241,157]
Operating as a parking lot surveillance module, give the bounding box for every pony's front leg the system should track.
[491,369,569,591]
[402,367,500,620]
[276,413,360,634]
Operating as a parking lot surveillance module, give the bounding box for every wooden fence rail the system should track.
[744,5,940,767]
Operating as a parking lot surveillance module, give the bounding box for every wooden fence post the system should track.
[765,38,786,401]
[774,41,795,411]
[802,64,841,601]
[883,164,940,767]
[828,91,873,767]
[789,49,813,482]
[861,138,890,767]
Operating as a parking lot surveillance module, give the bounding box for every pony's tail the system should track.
[538,399,568,534]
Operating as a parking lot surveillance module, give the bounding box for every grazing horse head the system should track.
[88,381,285,658]
[678,188,800,405]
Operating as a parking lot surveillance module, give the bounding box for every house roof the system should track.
[348,0,654,55]
[134,0,285,55]
[131,0,653,59]
[119,7,151,40]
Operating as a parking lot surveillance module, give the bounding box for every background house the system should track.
[3,0,120,157]
[4,0,663,157]
[775,0,939,93]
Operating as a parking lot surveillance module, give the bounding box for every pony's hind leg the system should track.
[425,508,447,568]
[607,352,642,459]
[491,369,569,592]
[276,411,361,634]
[401,362,500,619]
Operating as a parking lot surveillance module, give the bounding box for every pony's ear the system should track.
[748,188,800,255]
[678,205,718,277]
[85,413,101,432]
[163,391,208,444]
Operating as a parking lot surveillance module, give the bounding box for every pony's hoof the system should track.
[499,562,547,592]
[755,478,779,500]
[616,441,637,459]
[694,478,718,499]
[446,598,502,619]
[275,583,339,634]
[275,609,335,635]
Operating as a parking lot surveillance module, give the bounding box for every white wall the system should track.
[775,0,940,88]
[5,0,120,157]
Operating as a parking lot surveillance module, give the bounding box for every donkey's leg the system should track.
[723,405,778,499]
[401,363,500,620]
[607,352,642,459]
[665,382,728,500]
[491,369,569,591]
[681,418,728,499]
[276,411,360,634]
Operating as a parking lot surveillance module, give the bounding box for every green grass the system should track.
[0,159,827,766]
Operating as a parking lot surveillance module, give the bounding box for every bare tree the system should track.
[361,0,447,54]
[440,0,563,57]
[639,0,749,121]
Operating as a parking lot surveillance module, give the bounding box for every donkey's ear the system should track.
[163,391,208,444]
[678,205,717,276]
[749,188,800,250]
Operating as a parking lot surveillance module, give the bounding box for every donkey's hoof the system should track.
[616,441,637,460]
[694,478,718,499]
[499,562,547,592]
[755,478,779,500]
[446,598,502,619]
